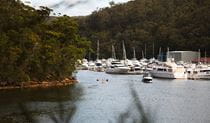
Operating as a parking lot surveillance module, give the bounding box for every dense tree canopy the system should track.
[77,0,210,59]
[0,0,90,83]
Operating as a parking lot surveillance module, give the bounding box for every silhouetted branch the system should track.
[117,83,154,123]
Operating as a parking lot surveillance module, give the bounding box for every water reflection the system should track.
[0,85,83,123]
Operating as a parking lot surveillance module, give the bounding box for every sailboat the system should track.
[105,42,130,74]
[139,45,148,66]
[112,45,116,60]
[149,42,156,63]
[94,40,105,72]
[129,47,144,74]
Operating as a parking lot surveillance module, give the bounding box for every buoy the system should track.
[96,79,99,81]
[106,79,108,82]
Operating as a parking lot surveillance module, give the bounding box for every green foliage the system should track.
[0,0,90,83]
[77,0,210,59]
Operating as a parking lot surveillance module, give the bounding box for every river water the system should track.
[0,70,210,123]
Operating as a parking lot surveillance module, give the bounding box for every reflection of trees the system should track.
[3,85,84,123]
[48,102,76,123]
[47,86,80,123]
[1,84,155,123]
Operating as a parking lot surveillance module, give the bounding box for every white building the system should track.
[168,51,200,63]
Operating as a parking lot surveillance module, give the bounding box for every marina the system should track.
[77,37,210,80]
[76,54,210,80]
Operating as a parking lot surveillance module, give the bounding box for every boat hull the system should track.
[94,67,105,72]
[188,74,210,80]
[105,67,130,74]
[150,71,187,79]
[142,77,152,83]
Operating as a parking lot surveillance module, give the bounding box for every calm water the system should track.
[0,70,210,123]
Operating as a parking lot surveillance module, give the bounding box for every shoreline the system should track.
[0,78,77,90]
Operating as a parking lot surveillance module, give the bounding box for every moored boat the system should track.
[142,72,153,83]
[187,64,210,80]
[150,59,187,79]
[105,60,130,74]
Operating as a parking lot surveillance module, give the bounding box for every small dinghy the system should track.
[142,72,152,83]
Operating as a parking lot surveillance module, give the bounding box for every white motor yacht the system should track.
[150,58,187,79]
[187,64,210,80]
[94,60,105,72]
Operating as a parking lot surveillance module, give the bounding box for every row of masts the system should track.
[94,40,208,63]
[94,40,153,60]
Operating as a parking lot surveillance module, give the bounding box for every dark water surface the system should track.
[0,70,210,123]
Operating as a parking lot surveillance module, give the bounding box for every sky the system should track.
[22,0,130,16]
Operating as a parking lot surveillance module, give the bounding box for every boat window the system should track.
[200,70,210,73]
[157,68,166,71]
[193,71,198,74]
[168,69,172,72]
[95,63,102,66]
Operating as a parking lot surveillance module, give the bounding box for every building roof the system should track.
[169,51,199,53]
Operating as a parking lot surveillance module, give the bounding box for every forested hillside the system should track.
[0,0,90,83]
[77,0,210,59]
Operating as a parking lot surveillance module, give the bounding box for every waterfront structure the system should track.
[191,57,210,64]
[168,51,200,63]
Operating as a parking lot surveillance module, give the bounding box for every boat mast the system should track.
[158,47,162,61]
[96,40,99,60]
[152,42,155,58]
[122,41,127,60]
[198,49,200,64]
[167,47,170,61]
[144,43,147,59]
[205,50,207,64]
[133,47,136,60]
[112,45,116,59]
[159,47,162,61]
[142,50,144,59]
